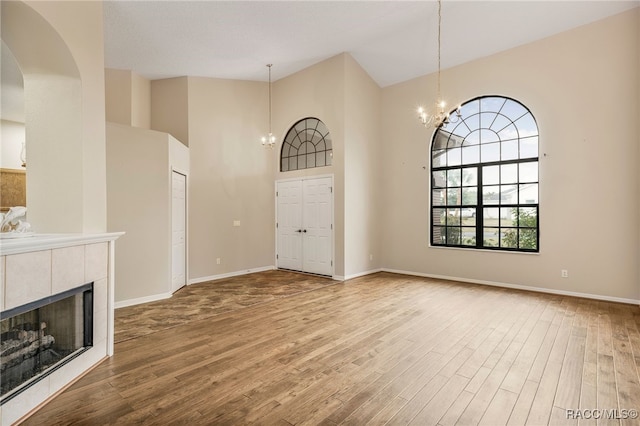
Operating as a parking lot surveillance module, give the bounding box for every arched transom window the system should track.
[280,117,332,172]
[431,96,539,252]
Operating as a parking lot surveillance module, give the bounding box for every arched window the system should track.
[431,96,539,252]
[280,117,332,172]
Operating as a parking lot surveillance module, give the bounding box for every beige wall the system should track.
[185,76,275,280]
[1,0,106,232]
[176,54,381,280]
[110,7,638,302]
[1,119,25,169]
[34,1,107,233]
[149,56,358,281]
[105,68,151,129]
[343,55,382,278]
[0,42,25,170]
[107,123,189,303]
[107,123,167,302]
[274,54,346,277]
[151,55,379,281]
[131,71,151,129]
[105,68,132,125]
[151,77,189,146]
[637,7,640,302]
[380,8,640,301]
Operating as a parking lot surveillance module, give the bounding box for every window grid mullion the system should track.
[430,95,539,252]
[476,165,483,249]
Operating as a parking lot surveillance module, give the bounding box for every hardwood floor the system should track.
[22,271,640,425]
[114,270,335,343]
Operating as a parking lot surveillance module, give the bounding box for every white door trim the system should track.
[171,169,187,293]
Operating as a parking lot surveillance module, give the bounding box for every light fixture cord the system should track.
[437,0,442,103]
[267,64,273,134]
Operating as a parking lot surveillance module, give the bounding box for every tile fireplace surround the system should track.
[0,233,123,425]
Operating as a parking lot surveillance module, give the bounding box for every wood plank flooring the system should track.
[114,270,335,343]
[21,271,640,425]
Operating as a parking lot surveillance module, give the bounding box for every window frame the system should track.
[430,95,540,253]
[280,117,332,172]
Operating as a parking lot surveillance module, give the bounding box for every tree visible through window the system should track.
[280,117,332,172]
[431,96,539,252]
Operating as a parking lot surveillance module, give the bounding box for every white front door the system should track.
[276,176,333,276]
[277,180,303,271]
[171,171,186,292]
[302,177,333,276]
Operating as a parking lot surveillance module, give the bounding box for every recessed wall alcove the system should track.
[1,0,85,232]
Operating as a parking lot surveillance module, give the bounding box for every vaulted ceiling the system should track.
[103,1,639,87]
[2,1,638,124]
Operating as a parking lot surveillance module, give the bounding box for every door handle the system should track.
[303,229,307,233]
[296,229,302,233]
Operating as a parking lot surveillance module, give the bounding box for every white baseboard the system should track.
[115,292,172,309]
[381,268,640,305]
[188,265,275,285]
[115,267,639,309]
[343,268,383,281]
[114,266,275,309]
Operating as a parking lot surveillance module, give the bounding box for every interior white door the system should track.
[276,180,303,271]
[276,177,333,276]
[171,171,186,292]
[302,177,333,276]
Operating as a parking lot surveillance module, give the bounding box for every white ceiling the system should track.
[2,0,638,124]
[103,0,640,87]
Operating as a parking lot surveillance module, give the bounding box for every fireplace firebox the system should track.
[0,283,93,404]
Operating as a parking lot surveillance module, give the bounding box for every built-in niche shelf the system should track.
[0,168,26,212]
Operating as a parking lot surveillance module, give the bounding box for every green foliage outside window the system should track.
[502,208,537,250]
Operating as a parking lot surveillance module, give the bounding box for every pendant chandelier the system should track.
[261,64,277,148]
[417,0,461,128]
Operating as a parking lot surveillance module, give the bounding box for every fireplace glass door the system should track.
[1,282,93,404]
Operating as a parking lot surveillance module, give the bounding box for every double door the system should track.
[277,177,333,276]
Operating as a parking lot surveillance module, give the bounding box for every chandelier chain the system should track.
[416,0,461,128]
[268,64,273,134]
[437,0,441,103]
[261,64,276,148]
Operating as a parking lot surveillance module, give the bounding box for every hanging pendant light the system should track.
[261,64,277,148]
[417,0,461,128]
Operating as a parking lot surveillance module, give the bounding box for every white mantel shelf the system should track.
[0,232,125,256]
